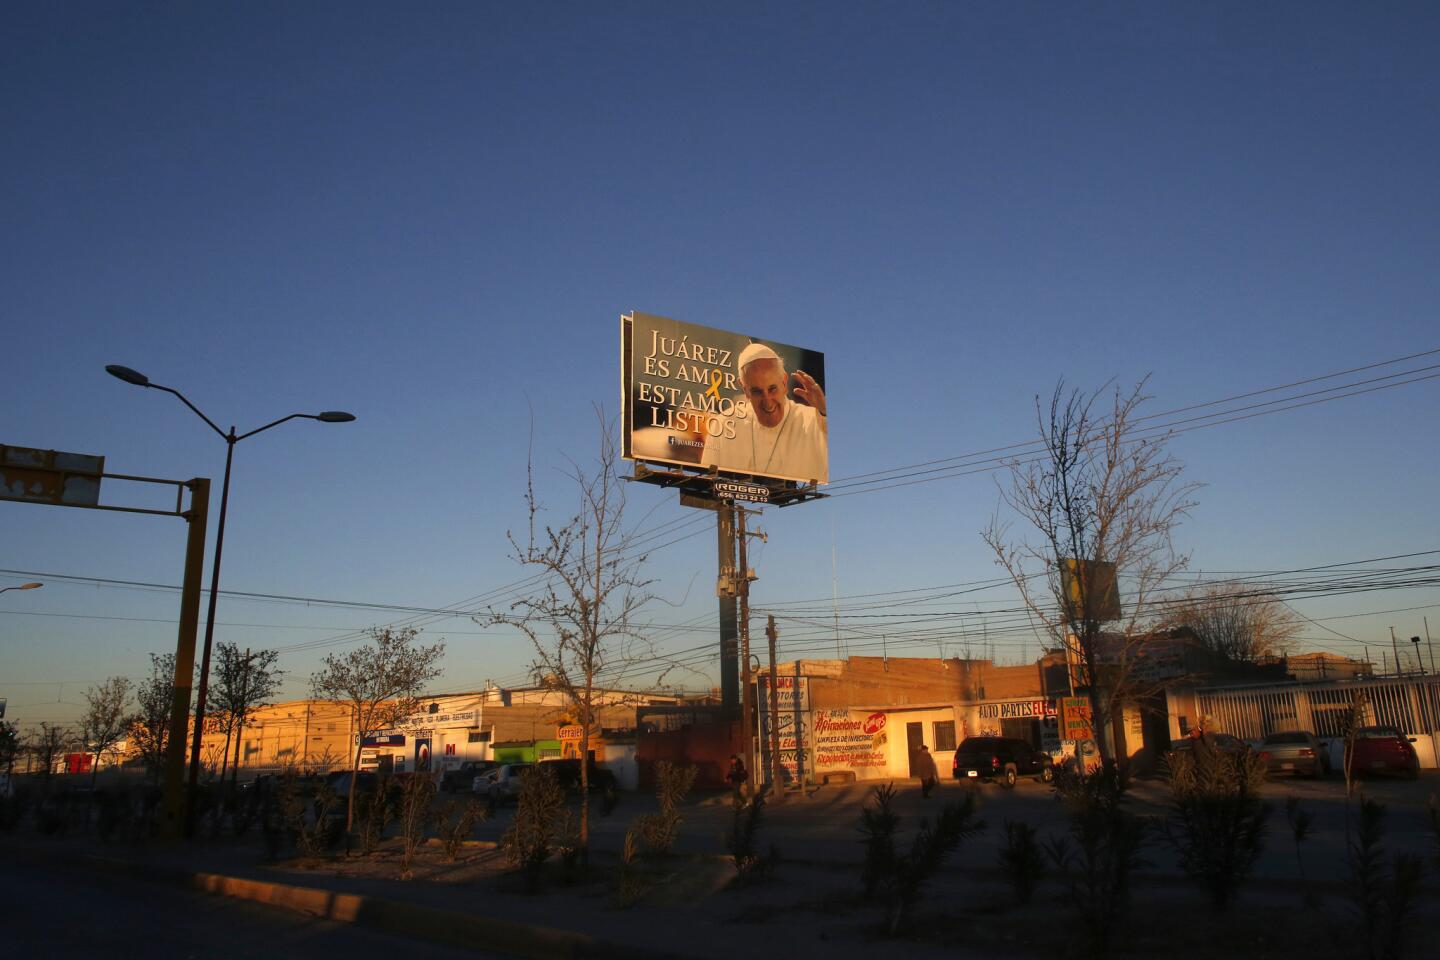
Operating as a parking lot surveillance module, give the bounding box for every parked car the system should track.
[1257,730,1329,778]
[477,763,533,804]
[538,758,617,794]
[440,760,498,793]
[952,736,1054,787]
[1345,726,1420,779]
[1168,733,1252,762]
[324,770,382,799]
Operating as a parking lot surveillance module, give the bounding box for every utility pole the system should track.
[766,614,783,804]
[1426,617,1436,676]
[736,506,759,798]
[717,504,739,715]
[1390,626,1403,677]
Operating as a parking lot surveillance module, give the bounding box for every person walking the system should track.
[915,744,939,798]
[726,754,749,802]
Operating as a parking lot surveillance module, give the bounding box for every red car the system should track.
[1345,726,1420,779]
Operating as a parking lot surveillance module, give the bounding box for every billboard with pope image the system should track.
[620,311,828,485]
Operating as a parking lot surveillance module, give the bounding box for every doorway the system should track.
[906,722,924,776]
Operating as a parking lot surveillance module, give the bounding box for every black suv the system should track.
[952,736,1054,788]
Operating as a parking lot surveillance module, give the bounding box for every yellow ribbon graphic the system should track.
[705,368,723,399]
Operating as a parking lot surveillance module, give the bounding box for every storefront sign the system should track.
[757,674,810,712]
[395,709,477,730]
[813,709,888,770]
[1060,697,1094,742]
[757,698,811,782]
[977,700,1055,721]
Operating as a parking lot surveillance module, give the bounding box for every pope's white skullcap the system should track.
[737,342,781,370]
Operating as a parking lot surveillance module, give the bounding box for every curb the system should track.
[11,844,685,960]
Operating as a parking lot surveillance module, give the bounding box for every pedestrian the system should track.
[915,744,939,798]
[726,754,749,802]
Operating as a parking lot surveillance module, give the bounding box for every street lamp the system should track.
[105,364,354,825]
[0,582,43,595]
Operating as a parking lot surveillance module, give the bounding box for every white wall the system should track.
[601,743,638,791]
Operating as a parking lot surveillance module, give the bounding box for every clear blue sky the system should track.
[4,2,1438,727]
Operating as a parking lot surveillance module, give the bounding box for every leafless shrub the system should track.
[295,783,341,857]
[439,797,488,861]
[398,773,437,878]
[631,761,696,862]
[614,827,649,908]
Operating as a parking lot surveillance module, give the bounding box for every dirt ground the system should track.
[263,830,1438,960]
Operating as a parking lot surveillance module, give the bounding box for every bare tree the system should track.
[484,417,657,865]
[79,676,133,785]
[309,626,445,831]
[128,652,178,785]
[0,720,18,784]
[983,380,1199,763]
[26,722,75,788]
[211,644,282,795]
[1160,584,1300,665]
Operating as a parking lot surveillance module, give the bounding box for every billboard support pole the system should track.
[766,614,783,804]
[737,506,755,798]
[718,503,740,716]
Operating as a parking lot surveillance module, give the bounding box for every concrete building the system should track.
[746,655,1073,785]
[201,684,684,782]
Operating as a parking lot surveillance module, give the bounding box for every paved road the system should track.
[0,859,498,960]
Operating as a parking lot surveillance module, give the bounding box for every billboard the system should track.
[621,312,828,485]
[0,444,104,507]
[1061,559,1121,622]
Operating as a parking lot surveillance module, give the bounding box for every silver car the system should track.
[476,762,533,804]
[1258,730,1329,778]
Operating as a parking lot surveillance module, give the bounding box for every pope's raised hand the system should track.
[793,370,826,417]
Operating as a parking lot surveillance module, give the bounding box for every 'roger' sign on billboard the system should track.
[621,311,828,485]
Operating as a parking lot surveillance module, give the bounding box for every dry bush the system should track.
[440,797,488,861]
[1045,762,1148,957]
[631,760,696,862]
[1162,743,1270,910]
[398,774,437,877]
[501,765,566,892]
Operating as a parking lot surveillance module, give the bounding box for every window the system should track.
[933,721,957,752]
[467,730,490,744]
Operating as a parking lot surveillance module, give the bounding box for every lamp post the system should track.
[105,364,354,829]
[0,582,43,595]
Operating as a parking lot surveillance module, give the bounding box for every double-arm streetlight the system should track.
[0,582,43,595]
[105,364,354,819]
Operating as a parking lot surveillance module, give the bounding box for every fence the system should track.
[1196,675,1440,767]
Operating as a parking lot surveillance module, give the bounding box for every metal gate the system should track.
[1196,676,1440,767]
